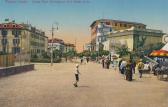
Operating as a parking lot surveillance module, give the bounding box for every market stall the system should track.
[149,49,168,80]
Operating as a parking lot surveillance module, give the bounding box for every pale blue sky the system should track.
[0,0,168,50]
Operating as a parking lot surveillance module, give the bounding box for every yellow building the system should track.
[0,22,48,59]
[107,27,164,52]
[64,43,75,53]
[90,19,146,51]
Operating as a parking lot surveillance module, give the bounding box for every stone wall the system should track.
[0,64,34,77]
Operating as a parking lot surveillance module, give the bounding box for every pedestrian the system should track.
[125,60,133,81]
[132,60,136,74]
[120,59,127,74]
[137,59,144,78]
[73,64,80,87]
[86,57,89,63]
[102,57,105,68]
[106,58,110,69]
[80,57,83,64]
[118,58,123,72]
[143,61,151,73]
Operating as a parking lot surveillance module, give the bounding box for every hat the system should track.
[140,59,143,61]
[76,64,79,67]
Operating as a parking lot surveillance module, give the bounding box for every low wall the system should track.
[0,54,15,67]
[0,64,34,77]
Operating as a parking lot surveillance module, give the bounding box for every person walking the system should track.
[106,58,110,69]
[102,57,105,68]
[125,60,133,81]
[118,58,123,73]
[73,64,80,87]
[86,57,89,63]
[137,59,144,78]
[120,59,127,74]
[132,60,136,74]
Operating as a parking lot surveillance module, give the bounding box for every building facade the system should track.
[84,43,91,51]
[107,27,164,52]
[48,38,64,53]
[22,24,48,57]
[0,22,48,58]
[90,19,146,51]
[64,43,75,53]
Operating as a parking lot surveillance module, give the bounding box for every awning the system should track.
[149,50,168,57]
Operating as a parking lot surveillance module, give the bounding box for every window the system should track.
[1,30,8,37]
[12,47,20,54]
[12,30,21,37]
[115,23,117,26]
[3,47,6,53]
[13,39,20,46]
[1,38,8,45]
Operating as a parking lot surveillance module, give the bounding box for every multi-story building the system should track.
[64,43,75,53]
[28,25,48,56]
[84,43,91,51]
[48,38,64,53]
[107,27,164,52]
[90,19,146,51]
[0,22,48,58]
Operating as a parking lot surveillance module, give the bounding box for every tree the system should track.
[53,49,62,59]
[116,46,130,57]
[99,50,110,56]
[42,52,50,58]
[31,54,38,59]
[65,50,76,58]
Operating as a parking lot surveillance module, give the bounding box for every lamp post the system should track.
[51,22,59,66]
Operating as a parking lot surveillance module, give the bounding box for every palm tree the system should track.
[116,46,130,57]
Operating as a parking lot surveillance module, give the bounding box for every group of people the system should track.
[73,56,151,87]
[101,56,111,69]
[80,56,90,64]
[119,58,147,81]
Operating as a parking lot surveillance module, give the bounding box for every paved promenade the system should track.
[0,62,168,107]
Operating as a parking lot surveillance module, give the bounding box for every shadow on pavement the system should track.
[78,86,90,88]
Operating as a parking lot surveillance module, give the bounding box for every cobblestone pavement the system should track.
[0,62,168,107]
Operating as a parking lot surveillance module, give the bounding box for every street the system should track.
[0,62,168,107]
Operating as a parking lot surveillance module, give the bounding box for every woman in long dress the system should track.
[126,60,133,81]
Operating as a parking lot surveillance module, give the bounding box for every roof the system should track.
[64,43,75,47]
[90,19,146,28]
[48,38,64,44]
[0,22,24,29]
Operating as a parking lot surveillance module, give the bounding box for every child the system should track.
[73,64,80,87]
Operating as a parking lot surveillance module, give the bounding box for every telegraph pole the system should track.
[75,37,77,59]
[51,25,54,66]
[51,22,59,66]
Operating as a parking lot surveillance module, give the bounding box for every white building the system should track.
[96,22,112,51]
[84,43,91,51]
[102,40,110,51]
[48,38,64,53]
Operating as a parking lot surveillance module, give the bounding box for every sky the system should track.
[0,0,168,52]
